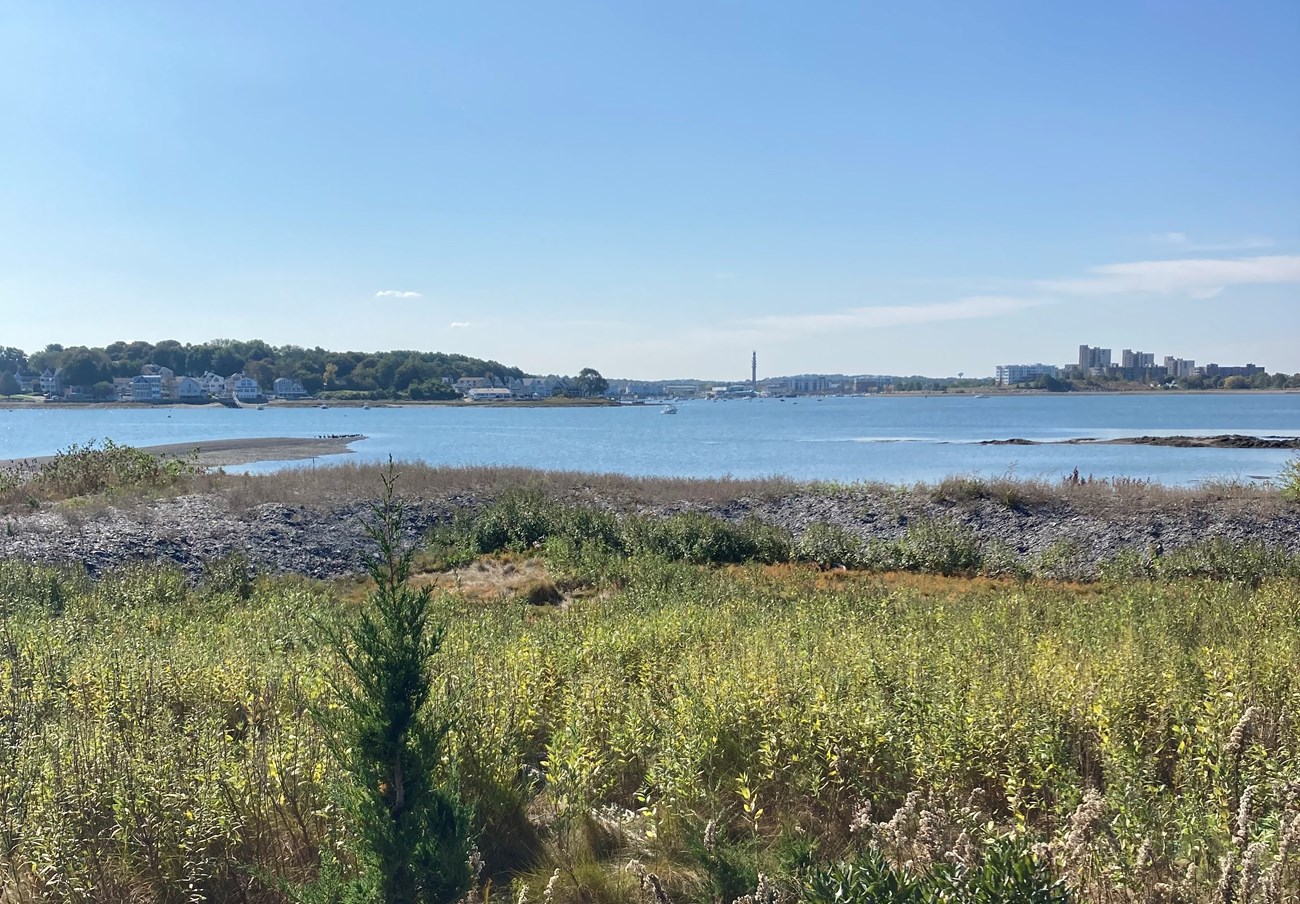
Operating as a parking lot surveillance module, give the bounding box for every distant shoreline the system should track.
[2,390,1300,416]
[2,389,1297,411]
[0,397,620,410]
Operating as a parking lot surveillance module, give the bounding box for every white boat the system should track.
[662,404,678,415]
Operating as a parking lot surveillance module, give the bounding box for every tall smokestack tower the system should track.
[751,351,757,389]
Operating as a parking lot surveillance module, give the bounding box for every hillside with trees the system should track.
[3,340,530,400]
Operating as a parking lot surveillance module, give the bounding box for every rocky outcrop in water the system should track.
[981,434,1300,449]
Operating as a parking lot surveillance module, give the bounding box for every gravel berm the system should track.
[2,485,1297,580]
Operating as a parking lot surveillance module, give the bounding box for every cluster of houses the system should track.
[452,375,568,400]
[10,365,309,403]
[10,366,603,403]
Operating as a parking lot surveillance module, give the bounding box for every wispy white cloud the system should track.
[611,296,1044,362]
[375,289,423,299]
[590,247,1297,374]
[448,321,470,328]
[1149,232,1275,252]
[1040,254,1300,300]
[743,296,1045,337]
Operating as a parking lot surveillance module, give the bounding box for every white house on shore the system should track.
[142,364,175,381]
[226,374,262,402]
[508,376,560,398]
[272,377,308,400]
[130,374,163,402]
[175,376,205,401]
[466,387,514,401]
[196,372,225,397]
[453,376,497,394]
[40,368,63,395]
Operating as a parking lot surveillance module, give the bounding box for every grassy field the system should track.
[1,525,1298,902]
[1,450,1298,901]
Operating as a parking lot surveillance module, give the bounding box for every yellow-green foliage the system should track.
[1,440,199,506]
[1282,454,1300,501]
[0,557,1297,902]
[0,561,339,902]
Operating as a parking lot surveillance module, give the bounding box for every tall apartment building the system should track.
[1203,363,1264,379]
[996,363,1058,386]
[1163,356,1196,379]
[1077,345,1112,371]
[1121,349,1155,369]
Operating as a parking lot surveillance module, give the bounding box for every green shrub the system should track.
[623,512,791,564]
[460,487,561,554]
[317,466,470,903]
[805,852,924,904]
[0,439,199,505]
[948,837,1069,903]
[980,540,1033,582]
[201,551,255,600]
[552,505,623,553]
[896,518,984,576]
[804,840,1067,904]
[1097,541,1300,588]
[679,819,766,904]
[1030,540,1087,582]
[795,522,871,570]
[447,494,794,568]
[1281,455,1300,502]
[1146,539,1300,587]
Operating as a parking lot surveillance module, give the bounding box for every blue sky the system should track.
[2,1,1297,379]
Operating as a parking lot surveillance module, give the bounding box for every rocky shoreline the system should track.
[2,481,1297,581]
[981,433,1300,449]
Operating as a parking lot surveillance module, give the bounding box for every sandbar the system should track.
[2,435,365,471]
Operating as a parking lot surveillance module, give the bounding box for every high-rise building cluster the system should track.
[993,344,1265,386]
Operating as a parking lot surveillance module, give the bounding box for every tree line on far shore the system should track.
[1028,371,1300,392]
[0,340,535,400]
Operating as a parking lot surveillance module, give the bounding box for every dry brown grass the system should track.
[407,555,597,609]
[412,556,551,601]
[193,461,805,510]
[203,460,1290,516]
[329,554,579,608]
[921,470,1283,515]
[11,456,1292,521]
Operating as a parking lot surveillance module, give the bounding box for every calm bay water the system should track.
[2,393,1298,486]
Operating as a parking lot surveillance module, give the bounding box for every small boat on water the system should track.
[662,404,678,415]
[974,394,990,399]
[256,404,265,410]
